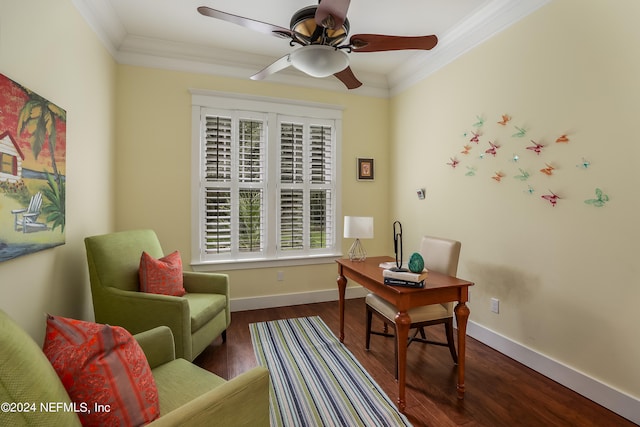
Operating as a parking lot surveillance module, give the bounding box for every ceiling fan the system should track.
[197,0,438,89]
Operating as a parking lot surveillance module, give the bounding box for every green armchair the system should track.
[0,309,270,426]
[85,229,230,361]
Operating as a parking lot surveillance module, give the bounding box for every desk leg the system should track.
[337,272,347,343]
[454,302,470,399]
[395,310,410,413]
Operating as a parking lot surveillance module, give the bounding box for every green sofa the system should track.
[0,309,270,426]
[85,229,230,361]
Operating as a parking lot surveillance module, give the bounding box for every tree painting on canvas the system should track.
[0,73,66,262]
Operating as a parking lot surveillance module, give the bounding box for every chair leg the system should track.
[444,319,458,364]
[419,327,427,340]
[365,306,372,350]
[221,330,227,343]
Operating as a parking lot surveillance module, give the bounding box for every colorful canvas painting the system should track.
[0,73,66,262]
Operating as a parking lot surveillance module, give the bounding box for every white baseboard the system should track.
[230,290,639,425]
[465,320,640,425]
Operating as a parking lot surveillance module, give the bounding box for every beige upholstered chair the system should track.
[365,235,462,377]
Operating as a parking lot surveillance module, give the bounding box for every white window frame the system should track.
[190,90,343,271]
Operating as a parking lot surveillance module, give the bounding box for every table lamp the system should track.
[344,216,374,261]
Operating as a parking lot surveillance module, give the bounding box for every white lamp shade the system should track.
[290,45,349,78]
[344,216,374,239]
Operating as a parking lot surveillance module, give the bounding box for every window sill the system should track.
[190,253,343,272]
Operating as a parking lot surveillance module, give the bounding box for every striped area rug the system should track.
[250,316,412,427]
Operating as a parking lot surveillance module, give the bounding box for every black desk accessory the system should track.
[391,221,409,272]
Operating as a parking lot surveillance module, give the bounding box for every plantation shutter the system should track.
[309,125,333,249]
[202,113,265,257]
[204,116,232,254]
[278,119,335,254]
[193,95,341,265]
[237,119,265,254]
[280,123,304,184]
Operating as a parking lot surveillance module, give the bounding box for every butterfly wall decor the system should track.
[540,163,555,176]
[527,140,544,155]
[514,168,530,181]
[584,188,609,207]
[445,111,609,210]
[485,141,500,157]
[576,158,591,169]
[497,114,511,126]
[541,191,560,207]
[512,126,527,138]
[473,116,485,128]
[469,131,481,143]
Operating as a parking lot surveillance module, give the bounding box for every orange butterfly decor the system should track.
[492,171,505,182]
[556,134,570,143]
[461,145,472,155]
[497,114,511,126]
[540,163,555,175]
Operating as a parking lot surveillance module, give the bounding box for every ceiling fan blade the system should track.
[350,34,438,52]
[333,66,362,90]
[250,55,292,81]
[198,6,294,39]
[315,0,351,30]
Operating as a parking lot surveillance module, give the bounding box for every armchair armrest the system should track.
[182,272,231,329]
[182,271,229,295]
[94,287,193,359]
[134,326,176,369]
[147,367,270,427]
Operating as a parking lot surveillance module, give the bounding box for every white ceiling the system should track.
[72,0,549,97]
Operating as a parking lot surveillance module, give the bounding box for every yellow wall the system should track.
[114,66,391,302]
[0,0,116,341]
[2,0,637,413]
[390,0,639,399]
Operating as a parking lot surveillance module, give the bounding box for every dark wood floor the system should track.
[195,298,635,427]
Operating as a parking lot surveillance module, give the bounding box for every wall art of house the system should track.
[0,131,24,184]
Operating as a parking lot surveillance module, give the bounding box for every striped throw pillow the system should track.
[43,315,160,427]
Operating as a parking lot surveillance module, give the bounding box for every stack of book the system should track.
[381,267,428,288]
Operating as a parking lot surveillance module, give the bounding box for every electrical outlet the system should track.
[277,271,284,281]
[490,298,500,314]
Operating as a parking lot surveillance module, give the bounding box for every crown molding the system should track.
[73,0,551,98]
[116,35,390,98]
[70,0,125,56]
[388,0,551,96]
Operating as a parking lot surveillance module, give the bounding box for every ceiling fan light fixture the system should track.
[289,45,349,78]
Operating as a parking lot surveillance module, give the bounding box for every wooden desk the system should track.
[336,256,474,412]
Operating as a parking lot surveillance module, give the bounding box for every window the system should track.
[0,153,17,176]
[191,91,342,269]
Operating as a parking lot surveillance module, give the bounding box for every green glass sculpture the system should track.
[408,252,425,273]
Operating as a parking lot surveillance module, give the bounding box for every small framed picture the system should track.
[357,158,374,181]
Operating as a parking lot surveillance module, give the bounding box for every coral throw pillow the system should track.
[43,315,160,427]
[139,250,186,296]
